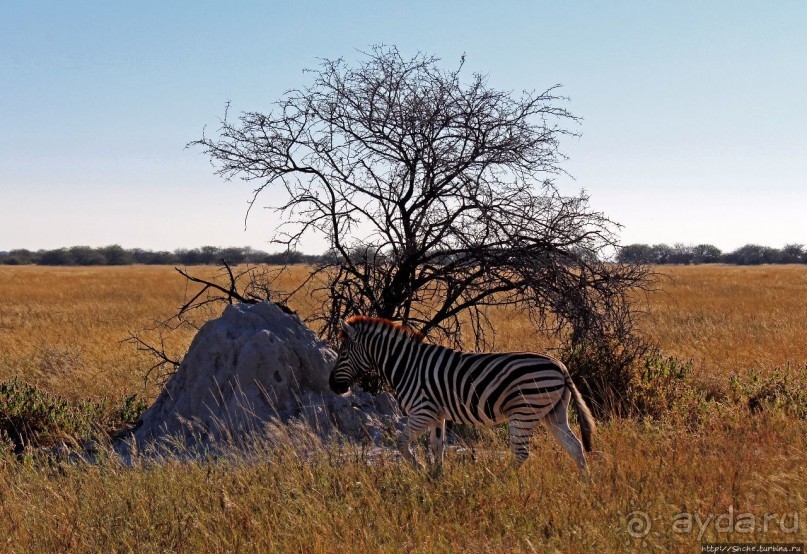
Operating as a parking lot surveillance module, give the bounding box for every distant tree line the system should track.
[0,245,325,266]
[617,243,807,265]
[2,243,805,266]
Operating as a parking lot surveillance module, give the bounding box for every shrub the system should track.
[0,378,148,456]
[729,366,807,419]
[630,355,709,424]
[110,394,148,429]
[562,337,650,418]
[564,339,721,426]
[0,378,104,453]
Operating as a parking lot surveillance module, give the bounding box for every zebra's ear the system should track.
[340,319,356,340]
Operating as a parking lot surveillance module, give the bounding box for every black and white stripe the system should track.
[328,316,595,473]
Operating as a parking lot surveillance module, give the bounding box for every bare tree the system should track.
[192,46,651,391]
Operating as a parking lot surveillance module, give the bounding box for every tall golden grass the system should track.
[1,415,803,552]
[0,264,804,551]
[3,264,804,398]
[644,265,807,374]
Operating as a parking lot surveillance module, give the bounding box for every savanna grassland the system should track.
[0,264,805,552]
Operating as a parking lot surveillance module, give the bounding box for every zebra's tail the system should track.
[567,376,596,452]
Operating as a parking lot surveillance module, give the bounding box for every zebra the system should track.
[328,315,596,474]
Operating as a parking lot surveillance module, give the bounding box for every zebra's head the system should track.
[329,319,374,395]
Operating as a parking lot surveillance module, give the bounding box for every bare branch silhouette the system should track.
[191,46,655,412]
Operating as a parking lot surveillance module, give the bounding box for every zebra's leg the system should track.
[507,417,539,469]
[427,419,447,476]
[543,392,589,475]
[397,412,433,470]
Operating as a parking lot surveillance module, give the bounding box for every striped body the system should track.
[329,316,595,473]
[387,343,567,426]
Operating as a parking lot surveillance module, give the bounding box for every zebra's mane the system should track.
[344,315,426,342]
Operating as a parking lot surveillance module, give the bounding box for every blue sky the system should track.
[1,1,805,253]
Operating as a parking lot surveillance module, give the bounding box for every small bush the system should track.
[562,337,649,418]
[631,355,695,419]
[565,338,722,426]
[572,348,807,426]
[0,378,148,456]
[110,394,148,428]
[0,378,106,453]
[729,366,807,419]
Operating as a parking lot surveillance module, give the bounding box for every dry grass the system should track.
[0,264,805,551]
[0,266,190,400]
[644,265,807,375]
[3,264,805,399]
[0,265,313,400]
[0,413,803,552]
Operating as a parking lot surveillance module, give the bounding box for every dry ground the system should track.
[0,264,805,552]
